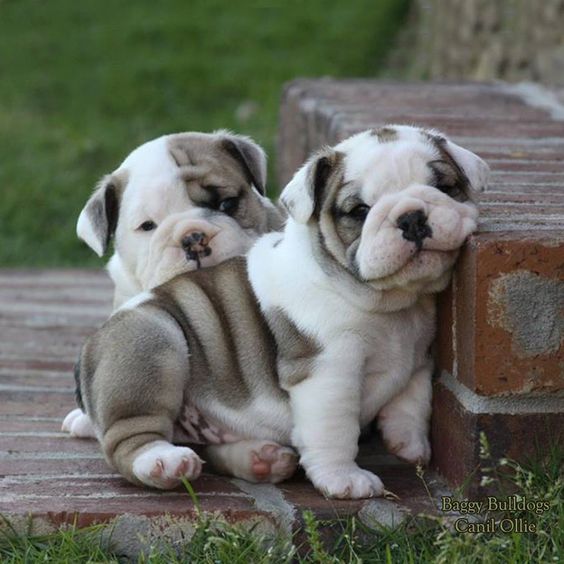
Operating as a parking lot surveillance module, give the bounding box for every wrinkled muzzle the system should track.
[356,184,478,283]
[140,210,255,289]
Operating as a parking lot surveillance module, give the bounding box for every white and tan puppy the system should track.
[73,126,488,497]
[63,131,283,439]
[77,130,282,308]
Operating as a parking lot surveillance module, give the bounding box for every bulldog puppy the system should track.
[73,125,488,496]
[63,131,283,439]
[77,130,282,307]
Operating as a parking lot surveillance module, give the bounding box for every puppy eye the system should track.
[218,197,239,215]
[437,185,465,201]
[138,220,157,232]
[347,204,370,221]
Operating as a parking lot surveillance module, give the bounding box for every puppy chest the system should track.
[364,306,435,374]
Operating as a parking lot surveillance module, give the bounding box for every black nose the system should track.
[396,210,432,249]
[181,232,212,269]
[181,232,206,249]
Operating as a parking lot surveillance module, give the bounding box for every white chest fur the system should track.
[249,227,437,427]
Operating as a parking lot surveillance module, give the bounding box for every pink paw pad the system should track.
[250,443,298,484]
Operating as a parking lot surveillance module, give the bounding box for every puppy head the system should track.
[281,125,489,297]
[77,131,282,293]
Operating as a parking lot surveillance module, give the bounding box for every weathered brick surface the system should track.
[278,81,564,187]
[438,232,564,395]
[431,374,564,496]
[0,269,439,549]
[278,79,564,491]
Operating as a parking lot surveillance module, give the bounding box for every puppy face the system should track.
[77,131,282,293]
[281,125,489,295]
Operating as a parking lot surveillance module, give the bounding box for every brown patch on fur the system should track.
[161,257,285,409]
[371,127,398,143]
[301,151,373,292]
[166,133,281,232]
[310,150,344,220]
[220,137,266,195]
[265,308,321,388]
[425,133,470,202]
[77,256,293,484]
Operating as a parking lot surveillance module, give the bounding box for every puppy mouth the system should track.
[358,246,456,288]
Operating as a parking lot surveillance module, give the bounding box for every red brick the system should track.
[431,377,564,496]
[438,232,564,395]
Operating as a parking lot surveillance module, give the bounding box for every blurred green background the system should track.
[0,0,409,267]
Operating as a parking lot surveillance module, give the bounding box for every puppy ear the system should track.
[445,139,490,193]
[76,174,122,257]
[280,149,340,223]
[219,133,267,195]
[430,133,490,193]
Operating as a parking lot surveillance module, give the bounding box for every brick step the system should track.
[277,79,564,494]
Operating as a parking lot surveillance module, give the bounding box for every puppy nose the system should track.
[181,231,208,250]
[181,231,212,268]
[396,210,432,249]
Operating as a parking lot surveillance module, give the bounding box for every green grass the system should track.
[2,443,562,563]
[0,0,409,267]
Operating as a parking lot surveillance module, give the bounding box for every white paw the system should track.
[132,441,203,490]
[250,442,298,484]
[312,465,385,499]
[61,408,97,438]
[384,429,431,465]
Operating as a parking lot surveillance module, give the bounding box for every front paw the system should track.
[385,431,431,465]
[132,441,203,489]
[311,465,384,499]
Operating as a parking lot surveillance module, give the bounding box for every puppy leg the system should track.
[205,440,298,484]
[289,342,385,499]
[377,363,432,465]
[80,308,202,489]
[62,408,97,438]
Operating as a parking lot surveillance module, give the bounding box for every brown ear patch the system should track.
[425,133,471,202]
[310,150,344,219]
[102,182,120,251]
[371,127,398,143]
[80,174,124,256]
[220,137,266,195]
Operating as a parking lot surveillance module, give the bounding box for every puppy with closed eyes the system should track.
[73,125,488,495]
[63,131,283,439]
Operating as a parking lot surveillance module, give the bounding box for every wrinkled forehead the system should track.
[118,134,247,213]
[168,134,248,187]
[337,128,439,203]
